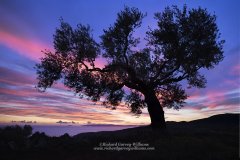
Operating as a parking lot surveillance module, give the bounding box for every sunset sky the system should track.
[0,0,239,125]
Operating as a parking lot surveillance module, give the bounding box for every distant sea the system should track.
[0,124,138,137]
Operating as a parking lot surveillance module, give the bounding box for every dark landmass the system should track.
[0,113,239,160]
[11,120,37,124]
[56,120,79,124]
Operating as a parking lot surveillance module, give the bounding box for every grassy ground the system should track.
[0,114,239,160]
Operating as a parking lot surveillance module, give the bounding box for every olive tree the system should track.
[36,6,224,129]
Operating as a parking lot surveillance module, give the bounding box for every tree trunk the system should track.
[144,91,166,130]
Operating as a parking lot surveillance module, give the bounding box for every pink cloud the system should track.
[224,79,239,88]
[185,86,240,112]
[0,30,109,70]
[0,66,35,85]
[205,91,225,108]
[187,92,203,101]
[230,64,240,76]
[0,106,124,124]
[94,57,107,68]
[0,31,51,61]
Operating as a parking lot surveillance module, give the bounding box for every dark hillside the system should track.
[0,113,239,160]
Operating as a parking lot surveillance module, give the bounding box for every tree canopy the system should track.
[36,5,224,117]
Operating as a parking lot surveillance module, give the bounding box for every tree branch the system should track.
[160,72,188,85]
[150,60,167,82]
[153,64,181,86]
[123,35,129,65]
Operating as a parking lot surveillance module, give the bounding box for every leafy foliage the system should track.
[36,6,224,116]
[126,91,147,115]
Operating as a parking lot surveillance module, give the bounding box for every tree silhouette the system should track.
[36,6,224,129]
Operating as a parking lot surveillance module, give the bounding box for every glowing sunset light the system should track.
[0,31,51,61]
[0,0,239,125]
